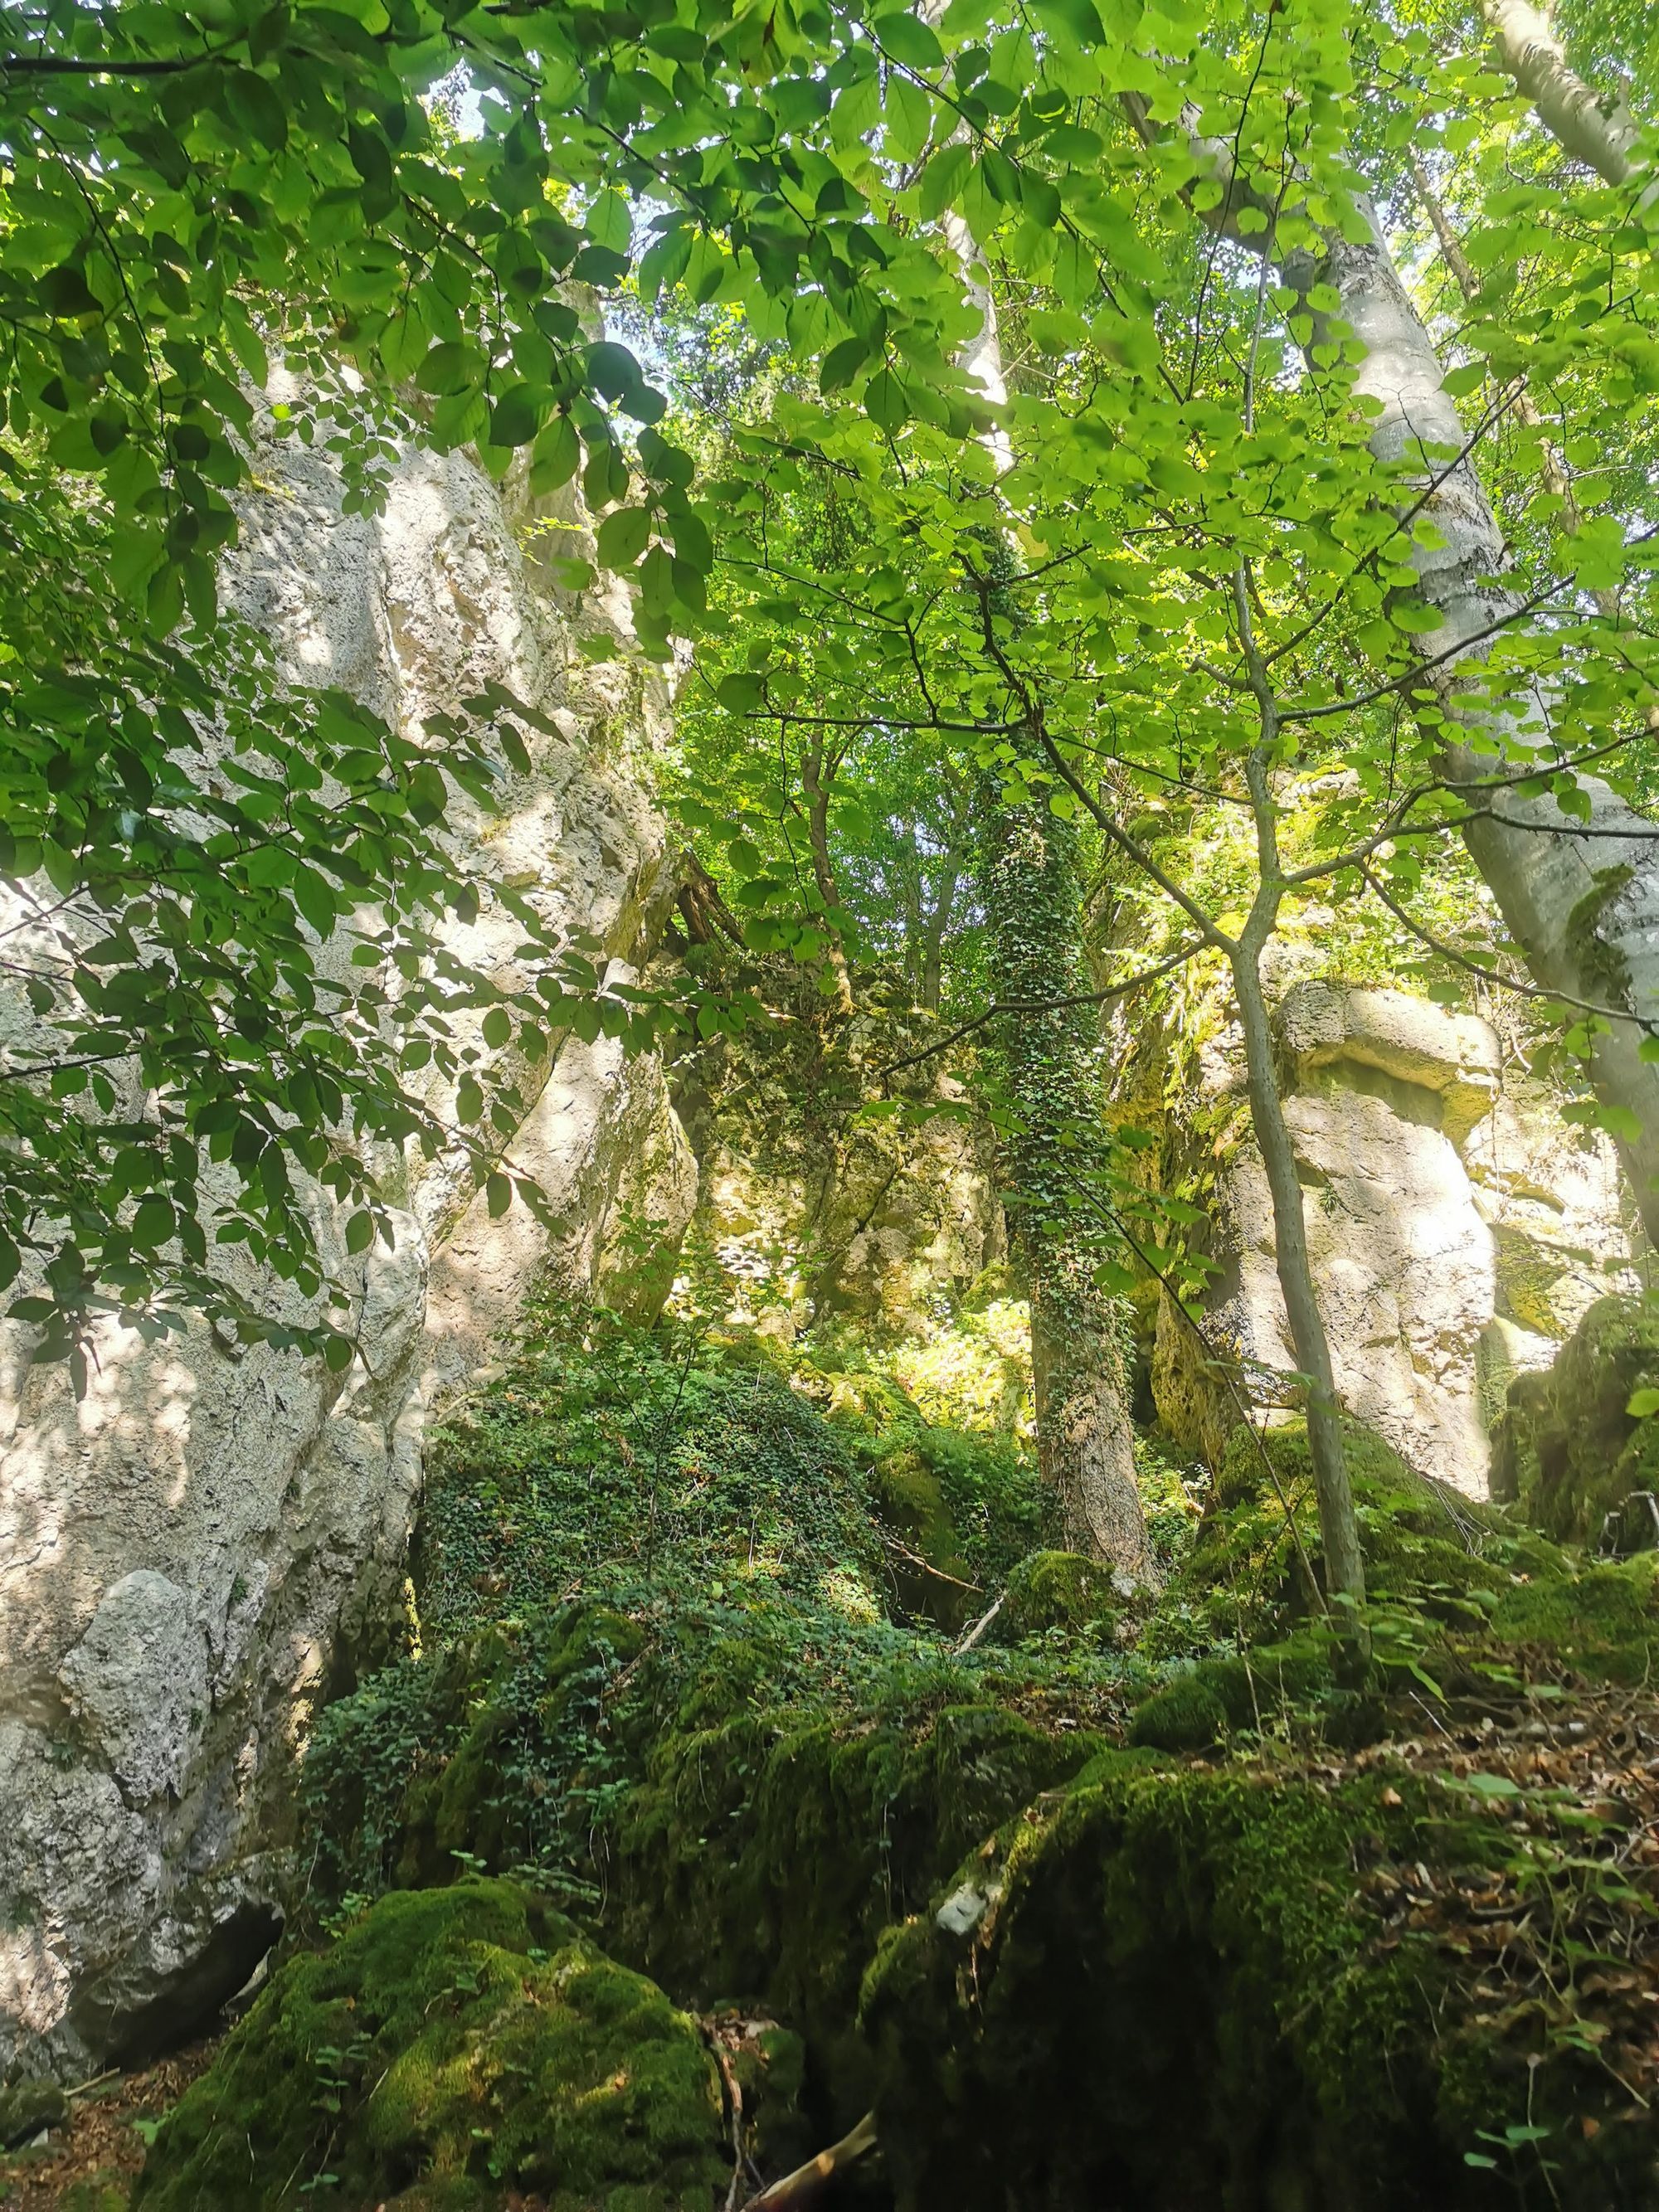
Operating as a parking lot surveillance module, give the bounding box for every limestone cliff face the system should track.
[1151,975,1637,1496]
[0,425,696,2078]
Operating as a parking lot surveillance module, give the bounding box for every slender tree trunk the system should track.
[1228,694,1365,1603]
[1230,941,1364,1600]
[978,771,1150,1573]
[918,852,961,1014]
[799,736,854,1014]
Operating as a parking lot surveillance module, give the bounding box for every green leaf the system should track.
[717,670,766,712]
[917,142,972,221]
[132,1196,175,1247]
[873,11,945,68]
[1626,1388,1659,1418]
[490,382,545,449]
[820,334,873,392]
[529,414,581,494]
[864,367,909,433]
[486,1170,512,1218]
[1441,361,1486,397]
[596,505,652,568]
[586,188,631,254]
[345,1208,374,1255]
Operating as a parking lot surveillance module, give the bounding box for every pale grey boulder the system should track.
[1151,978,1637,1495]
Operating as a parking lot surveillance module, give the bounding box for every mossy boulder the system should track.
[1128,1641,1335,1750]
[603,1698,1102,2128]
[1188,1416,1511,1637]
[860,1753,1652,2210]
[0,2075,67,2146]
[1488,1553,1659,1682]
[996,1549,1121,1641]
[1492,1296,1659,1544]
[1127,1671,1228,1750]
[133,1880,727,2212]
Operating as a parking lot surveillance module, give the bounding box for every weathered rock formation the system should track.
[1152,975,1637,1495]
[0,421,695,2078]
[670,999,1005,1342]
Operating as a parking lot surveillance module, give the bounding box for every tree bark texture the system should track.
[1230,928,1367,1603]
[798,736,855,1014]
[1278,201,1659,1242]
[923,17,1147,1568]
[1484,0,1638,184]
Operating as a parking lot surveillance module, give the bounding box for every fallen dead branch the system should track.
[742,2107,878,2208]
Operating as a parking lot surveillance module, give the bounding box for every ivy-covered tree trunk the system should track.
[978,776,1151,1576]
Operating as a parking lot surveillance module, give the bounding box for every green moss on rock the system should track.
[603,1699,1101,2128]
[0,2076,67,2146]
[1183,1416,1512,1645]
[1128,1641,1335,1750]
[133,1880,727,2212]
[1127,1672,1228,1750]
[1489,1553,1659,1682]
[997,1549,1121,1641]
[1492,1297,1659,1544]
[860,1754,1647,2210]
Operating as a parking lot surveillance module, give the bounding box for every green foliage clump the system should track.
[416,1310,883,1641]
[853,1412,1050,1626]
[134,1879,727,2212]
[997,1549,1122,1643]
[304,1310,1097,1921]
[304,1606,649,1908]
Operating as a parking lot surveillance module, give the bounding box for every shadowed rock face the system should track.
[0,419,697,2079]
[1153,977,1636,1496]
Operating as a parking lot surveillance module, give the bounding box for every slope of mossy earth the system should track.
[135,1307,1659,2209]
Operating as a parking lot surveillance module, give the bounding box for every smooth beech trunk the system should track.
[1484,0,1638,184]
[1283,204,1659,1242]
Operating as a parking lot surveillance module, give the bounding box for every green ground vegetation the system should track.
[140,1305,1659,2209]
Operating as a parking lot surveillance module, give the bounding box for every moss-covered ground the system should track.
[131,1304,1659,2210]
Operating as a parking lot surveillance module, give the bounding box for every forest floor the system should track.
[0,2045,216,2211]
